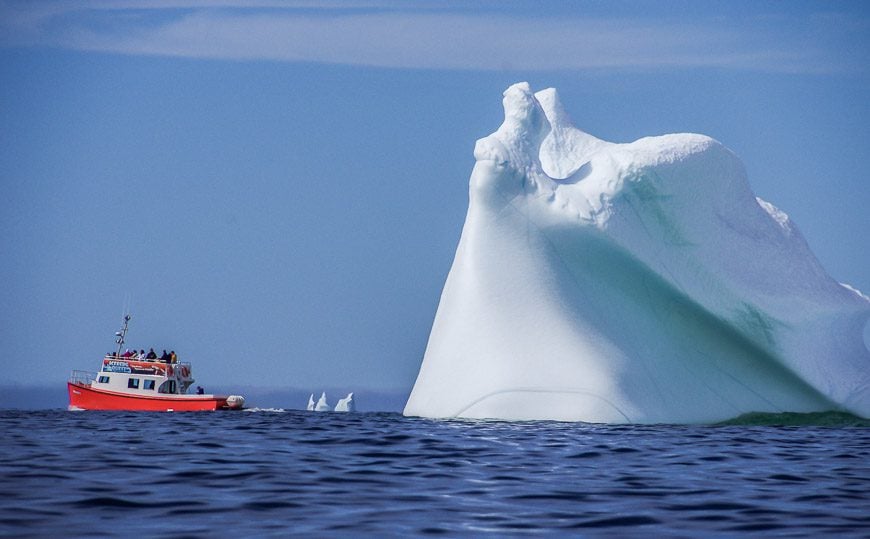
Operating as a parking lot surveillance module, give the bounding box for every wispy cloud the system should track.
[1,1,867,73]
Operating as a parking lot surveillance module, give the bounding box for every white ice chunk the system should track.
[334,392,356,412]
[315,392,330,412]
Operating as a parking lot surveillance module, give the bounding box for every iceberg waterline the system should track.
[404,82,870,424]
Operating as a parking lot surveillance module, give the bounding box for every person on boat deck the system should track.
[160,349,170,363]
[196,386,204,395]
[146,348,158,360]
[170,350,177,364]
[139,349,146,360]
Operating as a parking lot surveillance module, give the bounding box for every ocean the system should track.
[1,409,868,537]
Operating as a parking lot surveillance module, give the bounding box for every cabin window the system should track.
[98,376,110,384]
[128,378,140,389]
[158,380,177,394]
[144,379,155,390]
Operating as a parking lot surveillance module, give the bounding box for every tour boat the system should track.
[67,315,245,411]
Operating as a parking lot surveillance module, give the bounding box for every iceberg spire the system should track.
[334,392,355,412]
[315,392,330,412]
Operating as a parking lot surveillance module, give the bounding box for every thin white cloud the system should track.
[1,1,866,74]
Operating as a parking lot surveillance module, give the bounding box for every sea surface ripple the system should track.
[1,409,868,537]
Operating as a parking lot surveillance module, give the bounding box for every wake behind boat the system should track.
[67,315,245,411]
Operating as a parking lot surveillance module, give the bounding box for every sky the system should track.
[1,1,868,407]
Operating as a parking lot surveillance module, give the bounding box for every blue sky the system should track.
[1,1,868,402]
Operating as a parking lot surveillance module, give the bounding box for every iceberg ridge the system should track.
[404,83,870,424]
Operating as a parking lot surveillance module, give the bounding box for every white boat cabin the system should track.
[85,356,196,396]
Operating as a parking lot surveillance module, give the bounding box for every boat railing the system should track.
[69,370,97,386]
[104,354,160,362]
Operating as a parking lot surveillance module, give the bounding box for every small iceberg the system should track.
[334,392,355,412]
[314,392,331,412]
[306,393,315,411]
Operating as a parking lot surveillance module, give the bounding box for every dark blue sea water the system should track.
[1,409,869,537]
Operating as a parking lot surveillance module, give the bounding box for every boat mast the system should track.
[115,314,131,357]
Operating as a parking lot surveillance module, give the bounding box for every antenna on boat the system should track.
[115,314,132,356]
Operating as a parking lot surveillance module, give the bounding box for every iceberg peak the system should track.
[499,82,548,144]
[535,87,608,179]
[315,392,330,412]
[474,82,549,173]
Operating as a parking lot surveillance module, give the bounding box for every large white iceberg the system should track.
[404,83,870,424]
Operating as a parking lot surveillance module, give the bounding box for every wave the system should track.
[717,411,870,427]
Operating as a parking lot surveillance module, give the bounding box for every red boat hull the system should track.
[68,382,232,411]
